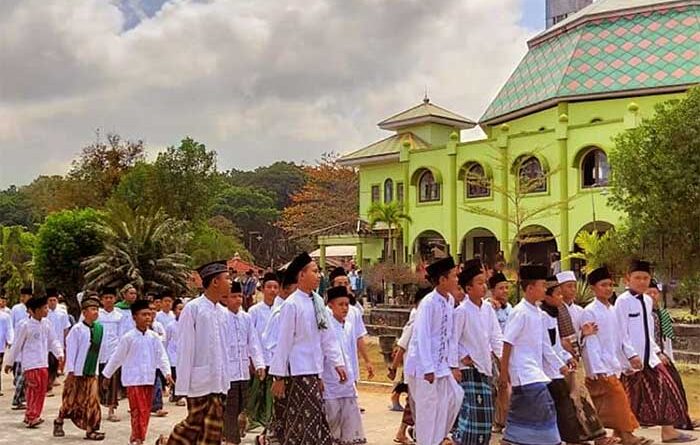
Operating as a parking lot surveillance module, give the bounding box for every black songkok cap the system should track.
[161,289,174,298]
[262,272,280,285]
[546,276,561,290]
[414,286,432,305]
[130,299,151,315]
[99,287,117,297]
[426,256,456,281]
[458,259,484,288]
[629,259,651,274]
[26,296,48,310]
[287,252,313,282]
[20,287,33,296]
[327,285,349,302]
[587,266,612,285]
[196,260,229,281]
[231,282,243,293]
[329,267,347,283]
[488,272,508,289]
[519,264,549,280]
[81,297,101,310]
[45,288,59,298]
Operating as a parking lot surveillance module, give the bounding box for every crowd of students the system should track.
[0,253,697,445]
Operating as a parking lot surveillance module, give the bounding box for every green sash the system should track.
[82,321,104,376]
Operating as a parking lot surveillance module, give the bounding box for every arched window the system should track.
[384,179,393,203]
[418,170,440,202]
[518,156,547,193]
[581,149,610,188]
[464,162,490,198]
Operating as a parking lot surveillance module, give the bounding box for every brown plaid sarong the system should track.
[58,375,102,431]
[98,364,120,408]
[167,393,224,445]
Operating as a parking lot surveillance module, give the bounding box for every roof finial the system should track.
[423,85,429,104]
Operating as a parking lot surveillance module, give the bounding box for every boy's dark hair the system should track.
[520,279,535,292]
[202,272,224,289]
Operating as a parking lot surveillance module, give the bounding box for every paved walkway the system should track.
[0,374,674,444]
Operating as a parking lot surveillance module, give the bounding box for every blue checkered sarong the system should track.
[452,368,493,445]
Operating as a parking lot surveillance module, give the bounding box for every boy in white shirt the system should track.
[97,287,123,421]
[165,298,184,406]
[155,291,176,329]
[499,265,565,445]
[0,292,14,397]
[403,256,463,445]
[10,287,32,409]
[46,288,70,394]
[148,301,168,418]
[102,299,172,445]
[452,259,503,445]
[323,285,366,445]
[582,266,652,445]
[53,297,105,440]
[224,282,265,445]
[4,295,64,427]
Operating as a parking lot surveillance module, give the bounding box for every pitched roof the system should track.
[481,0,700,124]
[378,98,476,130]
[338,132,430,165]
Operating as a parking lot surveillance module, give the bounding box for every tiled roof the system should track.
[339,132,430,163]
[481,1,700,123]
[379,99,476,130]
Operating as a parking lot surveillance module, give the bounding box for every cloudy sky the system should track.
[0,0,545,188]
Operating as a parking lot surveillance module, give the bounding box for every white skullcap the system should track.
[556,271,576,284]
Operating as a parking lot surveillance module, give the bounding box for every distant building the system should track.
[546,0,593,28]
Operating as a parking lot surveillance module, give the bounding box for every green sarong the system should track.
[245,372,273,430]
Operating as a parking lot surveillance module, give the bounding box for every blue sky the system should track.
[520,0,546,30]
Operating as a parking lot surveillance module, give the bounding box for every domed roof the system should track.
[480,0,700,124]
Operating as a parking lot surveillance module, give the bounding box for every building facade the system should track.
[325,0,700,270]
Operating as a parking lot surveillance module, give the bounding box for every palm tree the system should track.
[567,230,613,273]
[367,201,412,263]
[82,202,193,294]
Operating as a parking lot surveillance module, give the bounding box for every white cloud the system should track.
[0,0,533,187]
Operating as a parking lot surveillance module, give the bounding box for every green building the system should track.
[323,0,700,270]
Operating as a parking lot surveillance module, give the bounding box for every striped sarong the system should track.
[166,393,224,445]
[621,364,688,427]
[453,368,493,445]
[504,382,560,445]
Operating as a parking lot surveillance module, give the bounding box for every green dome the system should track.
[481,0,700,124]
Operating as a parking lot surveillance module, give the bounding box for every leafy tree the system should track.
[0,226,36,303]
[187,222,250,266]
[33,209,104,314]
[213,185,279,234]
[609,87,700,281]
[0,186,36,227]
[367,201,412,263]
[278,154,359,245]
[82,202,192,296]
[22,175,87,216]
[68,133,145,206]
[110,162,155,210]
[148,137,223,221]
[226,161,307,209]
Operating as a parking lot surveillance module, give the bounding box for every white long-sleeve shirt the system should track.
[564,302,584,332]
[225,309,265,382]
[5,317,64,371]
[503,300,564,386]
[404,289,459,378]
[118,311,135,338]
[454,298,503,376]
[165,319,179,367]
[175,295,229,397]
[10,303,27,329]
[261,296,285,365]
[47,308,70,345]
[347,304,368,382]
[397,308,417,350]
[102,328,170,386]
[0,311,14,348]
[156,310,176,329]
[64,322,99,377]
[581,298,634,377]
[269,289,343,377]
[248,299,278,365]
[541,310,572,380]
[322,315,357,400]
[615,290,661,370]
[97,307,124,364]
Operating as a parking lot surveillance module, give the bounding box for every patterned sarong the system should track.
[664,361,693,430]
[224,381,249,443]
[167,393,224,445]
[586,375,639,433]
[324,397,367,445]
[12,361,25,406]
[58,375,102,431]
[504,382,560,445]
[621,364,688,427]
[246,371,273,429]
[265,385,289,445]
[548,378,604,443]
[281,375,332,445]
[127,385,154,443]
[453,368,493,445]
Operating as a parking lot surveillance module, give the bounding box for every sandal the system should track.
[53,419,65,437]
[595,437,622,445]
[662,433,696,443]
[26,418,44,428]
[84,431,106,441]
